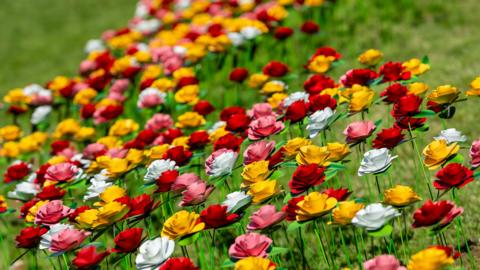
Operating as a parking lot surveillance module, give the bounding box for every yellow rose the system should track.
[0,195,7,210]
[0,141,20,158]
[235,257,276,270]
[466,76,480,96]
[296,145,330,165]
[152,78,174,92]
[423,139,459,170]
[296,192,337,221]
[97,136,122,149]
[134,50,151,63]
[98,185,127,204]
[349,88,374,113]
[403,58,430,76]
[74,127,96,141]
[0,125,22,141]
[261,81,286,95]
[25,200,49,223]
[53,119,81,139]
[175,85,200,104]
[176,112,206,128]
[247,180,279,204]
[145,144,170,162]
[47,155,67,165]
[4,88,30,104]
[48,76,71,92]
[173,68,195,81]
[266,5,288,20]
[241,160,271,186]
[97,156,132,177]
[73,88,97,105]
[307,55,335,74]
[141,65,163,81]
[408,82,429,96]
[19,132,48,153]
[427,85,459,104]
[248,73,269,89]
[126,149,145,166]
[304,0,325,6]
[172,136,190,148]
[357,49,383,66]
[95,201,129,226]
[332,200,365,225]
[210,127,229,142]
[185,44,207,62]
[161,210,205,240]
[407,247,454,270]
[267,93,288,109]
[326,142,350,162]
[109,119,139,137]
[283,137,312,157]
[76,209,101,229]
[383,185,421,207]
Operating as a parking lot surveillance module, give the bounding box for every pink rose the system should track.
[83,143,108,160]
[243,140,276,165]
[145,113,174,132]
[470,139,480,168]
[179,181,214,206]
[228,233,272,259]
[363,255,407,270]
[247,116,284,140]
[110,79,130,94]
[171,173,202,193]
[343,121,376,143]
[57,147,77,160]
[45,163,79,182]
[106,148,128,158]
[247,205,286,231]
[163,56,183,75]
[35,200,73,226]
[79,60,97,75]
[138,89,165,109]
[107,92,126,103]
[247,103,277,119]
[30,93,53,106]
[151,46,174,63]
[50,228,90,253]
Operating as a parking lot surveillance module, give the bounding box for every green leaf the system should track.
[287,221,308,232]
[473,171,480,179]
[178,232,201,246]
[445,154,464,165]
[412,110,436,118]
[269,170,284,180]
[283,193,292,203]
[269,246,289,257]
[367,224,393,238]
[421,55,430,64]
[221,259,235,268]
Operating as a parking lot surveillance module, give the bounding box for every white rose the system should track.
[306,107,335,138]
[135,237,175,270]
[84,39,105,54]
[31,106,52,125]
[23,84,47,96]
[227,32,244,47]
[144,159,178,183]
[8,179,39,200]
[434,128,467,144]
[83,177,112,201]
[222,191,252,213]
[283,91,309,107]
[137,87,167,108]
[205,150,238,177]
[39,224,74,250]
[358,148,397,176]
[134,3,149,18]
[208,121,226,134]
[352,203,400,231]
[133,19,161,35]
[173,45,187,56]
[240,26,262,40]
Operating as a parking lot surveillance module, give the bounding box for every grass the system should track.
[1,0,480,269]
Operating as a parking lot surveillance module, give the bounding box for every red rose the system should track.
[188,131,210,150]
[267,148,286,170]
[372,127,405,149]
[114,196,131,208]
[177,76,199,89]
[36,185,66,200]
[289,164,325,195]
[193,100,215,116]
[214,133,244,152]
[208,23,224,37]
[392,94,423,117]
[379,61,411,82]
[69,206,91,222]
[285,100,309,123]
[156,170,179,193]
[20,199,39,219]
[162,128,184,144]
[226,113,251,132]
[340,68,378,87]
[4,162,30,183]
[412,200,463,228]
[140,77,155,90]
[163,146,192,166]
[309,94,337,112]
[72,246,109,270]
[300,21,320,34]
[200,204,239,229]
[50,140,70,154]
[59,81,75,98]
[380,83,408,104]
[127,194,154,218]
[159,257,199,270]
[135,129,158,145]
[312,47,341,60]
[220,106,246,121]
[112,228,143,253]
[262,61,289,77]
[229,68,249,83]
[81,104,96,119]
[431,246,461,259]
[303,74,336,95]
[434,163,474,190]
[15,226,48,248]
[122,66,141,79]
[426,101,445,113]
[322,187,351,201]
[123,139,146,150]
[274,26,294,40]
[87,72,111,91]
[99,105,124,121]
[8,105,28,115]
[282,196,304,221]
